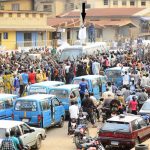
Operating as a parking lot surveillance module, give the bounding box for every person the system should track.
[129,96,138,115]
[13,73,20,96]
[28,69,36,84]
[90,92,100,122]
[123,71,130,86]
[79,78,88,101]
[1,132,15,150]
[138,88,148,109]
[82,93,96,128]
[68,101,79,135]
[102,88,115,101]
[123,86,130,102]
[92,59,100,75]
[10,129,21,150]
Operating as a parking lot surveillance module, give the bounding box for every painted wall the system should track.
[0,0,32,11]
[0,31,16,49]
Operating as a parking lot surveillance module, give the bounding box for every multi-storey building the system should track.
[85,0,150,8]
[0,0,34,11]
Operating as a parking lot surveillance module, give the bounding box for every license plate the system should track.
[22,119,29,122]
[111,141,118,145]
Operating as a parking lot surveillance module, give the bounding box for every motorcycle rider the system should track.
[68,101,79,135]
[89,92,100,122]
[82,93,97,128]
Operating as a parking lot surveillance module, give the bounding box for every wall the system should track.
[0,31,16,49]
[0,0,32,11]
[102,27,116,41]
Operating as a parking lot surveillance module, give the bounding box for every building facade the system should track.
[85,0,150,8]
[0,0,34,11]
[0,11,54,50]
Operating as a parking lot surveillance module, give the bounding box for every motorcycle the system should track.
[101,107,111,123]
[73,124,89,149]
[79,137,105,150]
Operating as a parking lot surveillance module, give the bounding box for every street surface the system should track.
[41,122,98,150]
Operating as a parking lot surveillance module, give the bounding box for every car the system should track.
[0,120,46,149]
[139,99,150,119]
[98,114,150,149]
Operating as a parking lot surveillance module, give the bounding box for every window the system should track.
[132,120,140,131]
[43,5,52,12]
[12,3,20,11]
[40,14,43,18]
[130,0,135,6]
[24,32,32,41]
[0,102,4,110]
[25,13,29,17]
[0,128,6,138]
[15,101,37,111]
[122,0,127,6]
[141,1,146,6]
[29,87,47,95]
[41,100,50,111]
[50,90,68,99]
[32,14,36,17]
[113,0,118,5]
[10,126,20,135]
[3,32,8,39]
[104,0,109,5]
[70,3,74,10]
[138,118,147,128]
[5,98,13,108]
[9,13,12,17]
[20,124,30,134]
[53,98,60,106]
[17,13,21,17]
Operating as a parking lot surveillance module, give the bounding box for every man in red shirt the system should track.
[28,69,36,84]
[129,96,138,115]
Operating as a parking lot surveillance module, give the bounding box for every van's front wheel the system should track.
[58,117,64,128]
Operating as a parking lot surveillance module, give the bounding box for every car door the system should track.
[0,101,6,119]
[52,98,61,123]
[19,123,36,147]
[41,100,51,128]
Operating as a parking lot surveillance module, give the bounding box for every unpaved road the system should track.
[40,122,99,150]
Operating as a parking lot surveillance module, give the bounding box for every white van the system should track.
[59,42,107,61]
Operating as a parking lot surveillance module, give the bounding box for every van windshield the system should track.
[15,101,37,111]
[0,128,6,138]
[105,70,122,78]
[60,49,82,61]
[29,87,47,94]
[50,90,69,99]
[101,121,130,133]
[141,102,150,110]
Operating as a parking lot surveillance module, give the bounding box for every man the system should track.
[13,73,20,96]
[123,71,130,86]
[79,78,88,101]
[102,88,115,101]
[123,86,130,102]
[92,59,100,75]
[129,96,138,115]
[10,129,21,150]
[82,93,96,128]
[68,101,79,135]
[1,132,15,150]
[90,92,100,122]
[138,88,148,109]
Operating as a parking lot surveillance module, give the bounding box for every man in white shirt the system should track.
[68,101,79,134]
[92,59,100,75]
[123,71,130,85]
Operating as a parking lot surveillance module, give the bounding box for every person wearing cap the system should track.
[1,132,15,150]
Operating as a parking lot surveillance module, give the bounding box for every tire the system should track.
[135,144,148,150]
[74,136,80,149]
[58,117,64,128]
[35,135,42,149]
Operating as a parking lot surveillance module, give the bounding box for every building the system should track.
[84,0,150,8]
[34,0,85,16]
[0,0,34,11]
[0,11,55,50]
[48,8,145,43]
